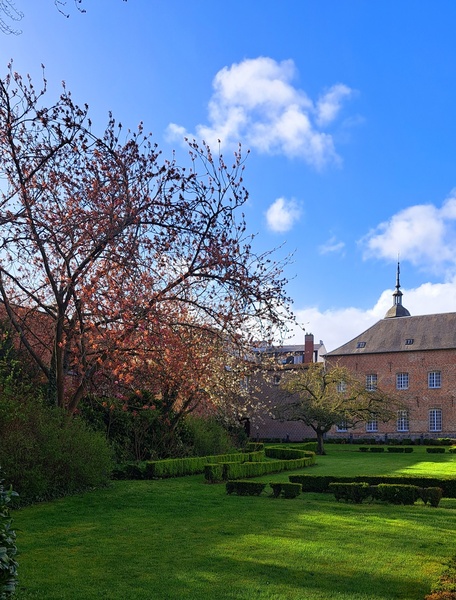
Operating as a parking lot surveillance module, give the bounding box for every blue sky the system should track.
[4,0,456,351]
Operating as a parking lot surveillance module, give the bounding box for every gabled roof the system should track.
[326,312,456,357]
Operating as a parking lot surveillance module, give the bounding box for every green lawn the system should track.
[12,446,456,600]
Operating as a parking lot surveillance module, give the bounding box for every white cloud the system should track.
[361,191,456,273]
[316,84,353,127]
[166,57,353,169]
[289,277,456,353]
[318,235,345,255]
[265,197,302,233]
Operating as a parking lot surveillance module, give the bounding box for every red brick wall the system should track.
[327,349,456,439]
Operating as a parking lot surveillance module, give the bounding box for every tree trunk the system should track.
[316,429,326,455]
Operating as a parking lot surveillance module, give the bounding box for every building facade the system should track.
[326,266,456,440]
[249,334,326,441]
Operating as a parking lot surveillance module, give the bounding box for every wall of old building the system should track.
[327,348,456,440]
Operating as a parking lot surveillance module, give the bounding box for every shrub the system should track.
[269,482,301,499]
[265,447,314,460]
[359,447,369,452]
[420,487,443,507]
[427,447,446,454]
[329,482,371,504]
[0,396,113,505]
[425,556,456,599]
[226,481,266,496]
[369,447,385,452]
[377,484,420,505]
[0,475,18,598]
[182,415,238,457]
[246,442,264,452]
[204,464,224,484]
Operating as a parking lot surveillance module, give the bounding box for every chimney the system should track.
[304,333,314,363]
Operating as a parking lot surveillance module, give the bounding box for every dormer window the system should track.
[356,341,366,348]
[405,338,414,345]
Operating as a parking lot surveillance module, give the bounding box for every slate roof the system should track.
[326,312,456,357]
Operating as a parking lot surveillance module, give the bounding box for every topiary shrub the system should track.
[269,482,301,499]
[226,481,266,496]
[427,447,446,454]
[0,475,18,598]
[369,447,385,452]
[329,482,371,504]
[377,483,420,505]
[420,487,443,508]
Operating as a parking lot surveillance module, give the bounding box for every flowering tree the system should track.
[0,64,292,412]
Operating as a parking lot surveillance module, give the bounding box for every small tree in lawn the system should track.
[276,363,399,455]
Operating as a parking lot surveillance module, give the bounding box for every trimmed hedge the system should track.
[112,451,265,480]
[265,447,315,460]
[426,447,446,454]
[387,447,414,453]
[289,474,456,498]
[226,480,266,496]
[269,482,302,499]
[204,453,316,483]
[329,482,371,504]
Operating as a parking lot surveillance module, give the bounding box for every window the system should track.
[428,371,441,389]
[366,374,377,391]
[337,381,347,393]
[397,410,409,432]
[366,418,378,432]
[405,338,414,345]
[357,341,366,348]
[396,372,409,390]
[272,374,281,386]
[429,408,442,432]
[336,420,348,432]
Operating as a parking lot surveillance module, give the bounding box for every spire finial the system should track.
[384,260,411,318]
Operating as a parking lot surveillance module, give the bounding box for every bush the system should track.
[425,556,456,599]
[265,447,314,460]
[427,447,446,454]
[226,480,266,496]
[246,442,264,452]
[269,482,302,499]
[0,475,18,599]
[0,396,113,505]
[359,447,369,452]
[329,482,371,504]
[369,447,385,452]
[420,487,443,507]
[182,415,238,457]
[376,484,420,505]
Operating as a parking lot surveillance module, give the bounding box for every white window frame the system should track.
[396,372,409,390]
[429,408,442,432]
[336,420,348,432]
[428,371,441,389]
[366,374,378,391]
[366,418,378,432]
[397,410,409,432]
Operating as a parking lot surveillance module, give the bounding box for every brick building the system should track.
[326,266,456,441]
[248,334,326,441]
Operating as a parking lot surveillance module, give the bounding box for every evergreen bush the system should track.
[0,475,18,598]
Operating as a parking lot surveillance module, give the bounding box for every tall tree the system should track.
[276,363,400,455]
[0,65,292,411]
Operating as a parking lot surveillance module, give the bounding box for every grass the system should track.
[12,445,456,600]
